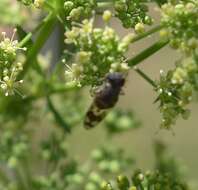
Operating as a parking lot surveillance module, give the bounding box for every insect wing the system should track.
[84,103,107,129]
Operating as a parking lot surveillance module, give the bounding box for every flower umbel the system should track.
[0,29,26,96]
[64,12,133,87]
[155,55,198,129]
[160,0,198,55]
[64,0,96,21]
[114,0,153,28]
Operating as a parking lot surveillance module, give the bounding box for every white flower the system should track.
[0,29,26,55]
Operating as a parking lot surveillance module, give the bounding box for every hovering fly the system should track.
[84,72,126,129]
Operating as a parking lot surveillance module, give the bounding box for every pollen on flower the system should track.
[0,29,26,56]
[65,64,83,87]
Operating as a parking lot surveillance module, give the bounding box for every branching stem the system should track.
[131,25,163,43]
[128,40,169,67]
[134,67,157,88]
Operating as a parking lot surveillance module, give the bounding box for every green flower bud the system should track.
[85,182,97,190]
[114,1,126,12]
[69,7,83,21]
[109,160,120,172]
[101,182,113,190]
[76,51,92,64]
[8,157,18,168]
[129,186,137,190]
[117,175,130,189]
[72,174,84,184]
[98,161,109,171]
[64,1,74,12]
[103,10,112,22]
[89,172,102,183]
[135,23,145,34]
[172,67,188,84]
[34,0,44,8]
[91,149,103,161]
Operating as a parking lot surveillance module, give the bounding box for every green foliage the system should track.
[101,141,189,190]
[0,0,197,189]
[0,0,22,25]
[64,0,97,21]
[101,170,189,190]
[113,0,153,28]
[104,109,141,134]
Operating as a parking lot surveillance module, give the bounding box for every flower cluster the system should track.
[64,0,96,21]
[154,140,185,178]
[34,0,45,8]
[154,56,198,129]
[0,127,29,169]
[33,132,76,189]
[64,12,133,87]
[41,132,68,162]
[33,160,78,189]
[160,0,198,55]
[34,131,135,190]
[91,146,134,174]
[113,0,153,29]
[104,109,141,134]
[101,170,189,190]
[0,29,26,96]
[155,0,198,129]
[63,145,134,190]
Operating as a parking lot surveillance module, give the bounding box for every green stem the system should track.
[47,96,71,133]
[18,13,54,48]
[0,168,9,184]
[19,13,56,78]
[18,32,32,48]
[32,12,54,34]
[134,67,157,88]
[131,25,163,43]
[21,159,33,190]
[128,40,169,67]
[13,167,27,190]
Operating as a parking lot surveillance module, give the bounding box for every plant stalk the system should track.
[134,67,157,88]
[128,40,169,67]
[19,13,56,78]
[131,25,163,43]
